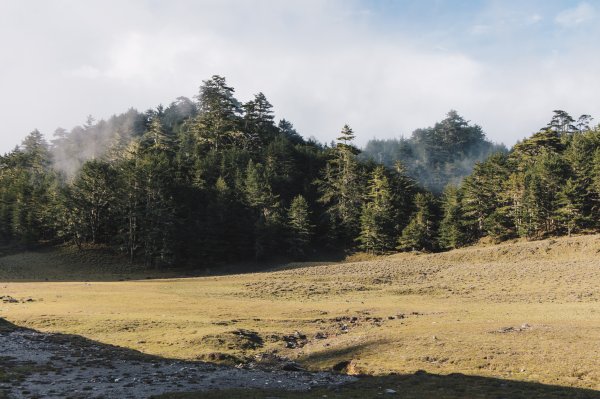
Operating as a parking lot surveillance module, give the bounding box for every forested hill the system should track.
[362,111,507,193]
[0,75,420,265]
[0,75,598,268]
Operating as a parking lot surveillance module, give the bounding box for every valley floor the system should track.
[2,234,600,397]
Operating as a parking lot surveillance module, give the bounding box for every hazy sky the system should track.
[0,0,599,153]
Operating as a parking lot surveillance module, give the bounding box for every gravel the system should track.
[0,328,355,399]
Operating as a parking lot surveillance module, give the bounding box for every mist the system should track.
[361,110,507,194]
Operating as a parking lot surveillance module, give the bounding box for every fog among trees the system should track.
[0,76,598,268]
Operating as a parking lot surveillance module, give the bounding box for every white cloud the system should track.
[67,65,102,79]
[470,24,492,35]
[528,14,543,24]
[1,1,600,154]
[555,2,596,27]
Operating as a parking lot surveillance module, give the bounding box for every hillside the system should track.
[2,234,600,397]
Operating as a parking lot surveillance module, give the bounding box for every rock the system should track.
[281,362,305,372]
[385,388,397,394]
[283,331,308,349]
[331,360,351,372]
[201,352,241,365]
[314,332,328,340]
[293,331,306,340]
[1,296,18,303]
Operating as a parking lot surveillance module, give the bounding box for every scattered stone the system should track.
[283,331,308,349]
[281,362,306,372]
[385,388,397,394]
[1,296,18,303]
[332,360,351,373]
[494,324,532,334]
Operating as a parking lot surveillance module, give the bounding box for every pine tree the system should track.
[185,75,243,151]
[67,160,118,244]
[397,192,437,252]
[438,185,467,249]
[287,195,313,259]
[461,153,512,241]
[316,125,363,246]
[244,160,284,259]
[357,166,396,254]
[243,92,276,149]
[555,178,586,236]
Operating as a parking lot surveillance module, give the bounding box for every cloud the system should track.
[1,0,600,154]
[555,2,596,27]
[528,14,543,24]
[470,24,492,35]
[67,65,102,79]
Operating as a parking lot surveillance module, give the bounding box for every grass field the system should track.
[2,235,600,396]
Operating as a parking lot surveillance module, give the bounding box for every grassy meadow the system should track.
[2,235,600,396]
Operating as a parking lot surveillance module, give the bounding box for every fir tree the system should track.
[316,125,363,246]
[287,195,313,259]
[438,185,467,249]
[357,166,396,254]
[398,193,437,252]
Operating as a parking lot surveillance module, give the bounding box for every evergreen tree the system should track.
[438,185,467,249]
[67,160,118,245]
[243,92,277,149]
[461,153,512,241]
[555,178,586,236]
[398,193,437,252]
[244,160,284,259]
[287,195,313,259]
[357,166,396,254]
[185,75,243,151]
[316,125,364,246]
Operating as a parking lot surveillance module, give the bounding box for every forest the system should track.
[0,75,598,267]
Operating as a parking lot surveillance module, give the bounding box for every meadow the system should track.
[2,235,600,397]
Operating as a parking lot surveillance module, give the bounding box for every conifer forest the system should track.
[1,75,598,267]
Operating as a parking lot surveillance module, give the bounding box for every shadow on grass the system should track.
[155,340,600,399]
[156,372,600,399]
[0,244,351,282]
[1,318,599,399]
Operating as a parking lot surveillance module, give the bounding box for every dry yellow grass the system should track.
[2,234,600,391]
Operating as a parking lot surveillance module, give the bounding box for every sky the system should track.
[0,0,599,153]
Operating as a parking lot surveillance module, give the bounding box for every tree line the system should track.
[362,110,507,194]
[437,111,599,249]
[0,76,597,268]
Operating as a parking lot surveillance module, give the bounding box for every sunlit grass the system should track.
[2,234,600,391]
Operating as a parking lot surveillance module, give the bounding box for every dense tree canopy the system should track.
[0,82,597,266]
